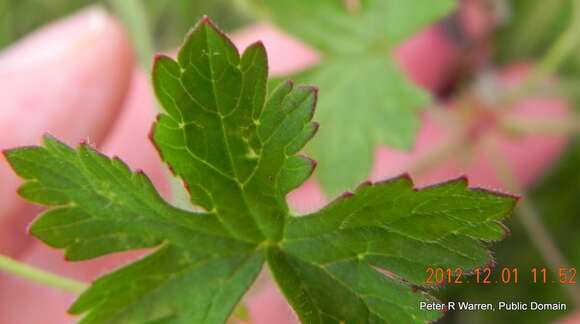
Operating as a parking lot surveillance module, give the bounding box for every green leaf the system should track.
[4,17,516,324]
[246,0,456,195]
[270,177,515,323]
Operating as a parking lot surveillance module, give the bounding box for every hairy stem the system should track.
[484,138,580,306]
[0,254,87,294]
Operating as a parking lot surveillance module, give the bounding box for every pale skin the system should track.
[0,5,574,324]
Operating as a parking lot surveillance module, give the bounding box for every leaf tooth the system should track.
[285,121,319,155]
[410,175,468,192]
[352,173,413,195]
[469,186,522,202]
[295,84,318,121]
[411,175,520,210]
[338,191,354,200]
[152,53,178,73]
[149,115,178,177]
[241,41,267,70]
[355,180,373,191]
[179,14,240,66]
[495,221,511,240]
[279,155,317,194]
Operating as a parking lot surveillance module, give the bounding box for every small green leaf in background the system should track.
[245,0,456,195]
[5,17,516,323]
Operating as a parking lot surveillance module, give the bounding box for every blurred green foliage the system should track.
[144,0,250,50]
[0,0,250,50]
[243,0,455,196]
[495,0,580,77]
[495,0,570,60]
[0,0,94,48]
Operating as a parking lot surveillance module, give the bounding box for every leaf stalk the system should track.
[0,254,87,294]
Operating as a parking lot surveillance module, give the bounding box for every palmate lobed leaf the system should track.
[4,17,517,323]
[246,0,456,195]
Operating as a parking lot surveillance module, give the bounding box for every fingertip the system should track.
[0,5,134,257]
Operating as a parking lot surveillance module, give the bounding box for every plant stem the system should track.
[0,254,87,294]
[536,0,580,77]
[483,138,580,306]
[504,0,580,103]
[108,0,155,69]
[500,116,580,136]
[524,0,580,89]
[509,0,566,58]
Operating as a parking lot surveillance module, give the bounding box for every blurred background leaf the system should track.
[242,0,456,196]
[0,0,251,51]
[0,0,94,48]
[143,0,250,49]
